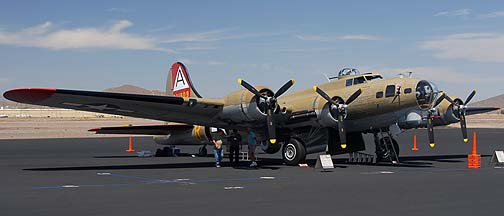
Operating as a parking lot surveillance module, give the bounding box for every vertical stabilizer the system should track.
[166,62,202,98]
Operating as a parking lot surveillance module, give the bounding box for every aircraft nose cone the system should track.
[415,80,438,110]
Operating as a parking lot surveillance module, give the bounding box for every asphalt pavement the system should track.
[1,128,503,216]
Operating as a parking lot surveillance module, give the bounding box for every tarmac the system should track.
[1,128,504,216]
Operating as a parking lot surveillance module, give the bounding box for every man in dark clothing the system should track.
[228,129,242,165]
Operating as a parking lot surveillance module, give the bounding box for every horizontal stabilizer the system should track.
[89,124,193,135]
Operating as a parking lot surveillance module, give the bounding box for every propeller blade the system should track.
[464,90,476,105]
[313,86,337,105]
[274,80,295,98]
[345,89,362,105]
[427,117,435,148]
[338,115,347,149]
[266,109,276,144]
[444,95,456,105]
[460,114,468,142]
[433,93,446,108]
[238,79,263,98]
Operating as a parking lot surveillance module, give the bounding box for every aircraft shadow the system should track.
[23,158,287,171]
[400,154,491,163]
[24,154,485,171]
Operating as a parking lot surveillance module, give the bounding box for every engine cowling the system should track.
[315,96,345,127]
[220,87,279,123]
[433,97,464,126]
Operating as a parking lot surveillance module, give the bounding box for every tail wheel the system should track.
[282,138,306,166]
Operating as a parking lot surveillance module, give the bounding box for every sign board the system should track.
[490,150,504,165]
[315,154,334,170]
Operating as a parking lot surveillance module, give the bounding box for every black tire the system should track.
[198,146,208,156]
[282,138,306,166]
[261,141,282,154]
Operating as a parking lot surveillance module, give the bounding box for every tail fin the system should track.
[166,62,202,98]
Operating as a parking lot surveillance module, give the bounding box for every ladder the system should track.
[378,128,400,164]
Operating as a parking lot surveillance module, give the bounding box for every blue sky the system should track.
[1,0,503,101]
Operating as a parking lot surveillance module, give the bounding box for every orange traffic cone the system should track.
[467,131,480,169]
[126,135,135,152]
[412,134,418,151]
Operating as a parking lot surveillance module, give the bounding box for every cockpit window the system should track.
[365,75,383,82]
[353,76,366,85]
[346,79,353,86]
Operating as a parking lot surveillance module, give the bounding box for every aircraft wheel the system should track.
[198,146,207,156]
[261,141,282,154]
[376,137,399,162]
[282,138,306,166]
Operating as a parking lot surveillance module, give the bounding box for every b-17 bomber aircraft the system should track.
[3,62,500,165]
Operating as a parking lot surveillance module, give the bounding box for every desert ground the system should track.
[0,117,163,139]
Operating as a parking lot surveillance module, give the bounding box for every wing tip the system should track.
[88,128,101,132]
[3,88,56,103]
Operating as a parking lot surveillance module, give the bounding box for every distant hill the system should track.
[471,94,504,108]
[104,84,165,96]
[470,94,504,114]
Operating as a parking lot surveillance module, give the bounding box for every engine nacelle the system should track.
[433,98,463,126]
[317,103,340,127]
[220,87,276,123]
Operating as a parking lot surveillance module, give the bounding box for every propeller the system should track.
[238,79,295,144]
[443,90,476,143]
[426,92,446,148]
[313,86,362,149]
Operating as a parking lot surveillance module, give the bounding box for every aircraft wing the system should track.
[3,88,224,126]
[89,124,194,135]
[466,107,500,115]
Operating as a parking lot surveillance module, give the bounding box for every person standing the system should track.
[228,129,242,166]
[212,132,224,168]
[248,130,258,167]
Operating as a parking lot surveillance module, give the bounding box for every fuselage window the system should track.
[353,76,366,85]
[404,88,412,94]
[385,85,396,97]
[376,91,384,98]
[346,79,353,86]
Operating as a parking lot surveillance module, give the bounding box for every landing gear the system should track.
[374,134,400,163]
[198,146,208,156]
[261,140,282,154]
[282,138,306,166]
